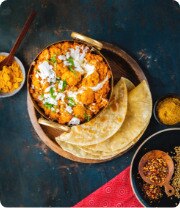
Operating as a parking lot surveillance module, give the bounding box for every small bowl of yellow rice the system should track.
[0,52,25,98]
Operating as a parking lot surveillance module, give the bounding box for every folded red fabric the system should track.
[74,166,143,207]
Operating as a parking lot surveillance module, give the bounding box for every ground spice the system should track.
[0,55,23,93]
[143,158,168,184]
[172,146,180,198]
[157,97,180,125]
[143,183,163,200]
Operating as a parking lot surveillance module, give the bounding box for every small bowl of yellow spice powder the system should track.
[154,94,180,126]
[0,52,25,98]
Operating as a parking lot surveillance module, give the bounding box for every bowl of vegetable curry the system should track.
[28,32,113,126]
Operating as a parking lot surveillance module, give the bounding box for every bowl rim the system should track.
[0,52,26,98]
[130,127,180,207]
[153,93,180,126]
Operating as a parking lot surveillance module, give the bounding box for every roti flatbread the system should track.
[122,77,135,91]
[56,80,152,160]
[58,126,147,160]
[56,78,128,146]
[83,80,152,153]
[80,122,148,157]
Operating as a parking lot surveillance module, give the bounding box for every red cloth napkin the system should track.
[74,166,143,207]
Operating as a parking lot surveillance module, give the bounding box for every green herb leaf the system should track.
[49,54,57,64]
[69,66,75,73]
[62,80,67,91]
[44,102,54,109]
[50,87,54,96]
[50,87,56,99]
[67,57,76,73]
[67,97,76,107]
[84,113,91,122]
[67,57,74,66]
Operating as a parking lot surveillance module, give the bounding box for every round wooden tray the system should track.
[27,42,147,163]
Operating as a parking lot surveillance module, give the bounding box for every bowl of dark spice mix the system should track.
[139,148,180,205]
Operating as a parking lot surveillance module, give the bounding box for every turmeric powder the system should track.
[157,97,180,125]
[0,55,23,93]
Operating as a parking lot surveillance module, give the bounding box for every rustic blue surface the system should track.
[0,0,179,207]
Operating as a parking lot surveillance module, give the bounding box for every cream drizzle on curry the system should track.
[30,42,111,125]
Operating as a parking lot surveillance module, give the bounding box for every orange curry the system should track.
[30,42,112,125]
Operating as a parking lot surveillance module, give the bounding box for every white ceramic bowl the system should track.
[0,52,26,98]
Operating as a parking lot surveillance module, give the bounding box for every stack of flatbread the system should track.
[55,77,152,161]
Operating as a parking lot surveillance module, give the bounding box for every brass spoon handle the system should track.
[164,183,175,197]
[38,117,70,133]
[71,32,103,50]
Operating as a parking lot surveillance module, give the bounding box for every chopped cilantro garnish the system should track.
[50,87,54,96]
[49,54,57,64]
[84,113,91,122]
[67,57,74,66]
[62,80,67,91]
[67,57,76,73]
[44,102,54,109]
[50,87,56,99]
[69,66,75,73]
[67,97,76,107]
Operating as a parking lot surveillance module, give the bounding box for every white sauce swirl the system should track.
[90,75,109,91]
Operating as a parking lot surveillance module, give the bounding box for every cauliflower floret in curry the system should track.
[78,88,94,105]
[61,71,81,86]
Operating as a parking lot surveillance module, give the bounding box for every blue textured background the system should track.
[0,0,179,206]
